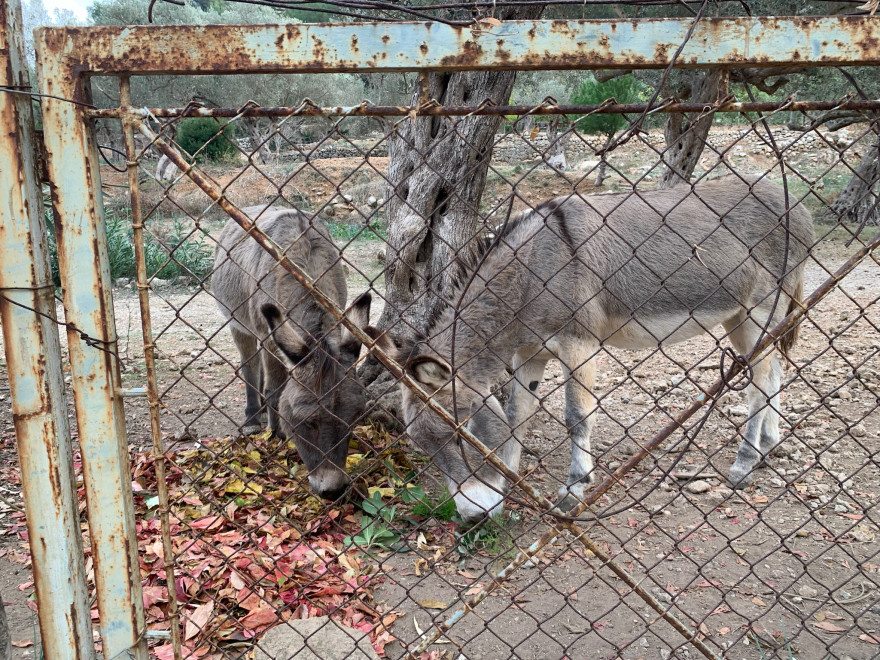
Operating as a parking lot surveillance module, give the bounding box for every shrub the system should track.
[569,75,642,141]
[176,118,238,163]
[44,207,213,286]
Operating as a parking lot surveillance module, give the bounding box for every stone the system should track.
[798,585,819,599]
[727,405,748,417]
[254,617,380,660]
[851,424,867,438]
[685,480,711,494]
[367,195,377,207]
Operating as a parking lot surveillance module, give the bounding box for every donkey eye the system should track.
[297,420,318,432]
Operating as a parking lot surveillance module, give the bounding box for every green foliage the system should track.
[344,491,401,552]
[569,75,642,138]
[327,220,387,243]
[454,514,517,557]
[411,487,458,522]
[48,211,213,285]
[176,118,238,163]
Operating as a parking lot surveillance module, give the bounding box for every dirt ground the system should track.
[1,125,879,659]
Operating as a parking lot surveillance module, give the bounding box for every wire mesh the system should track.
[85,81,880,660]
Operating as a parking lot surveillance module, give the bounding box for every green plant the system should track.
[327,220,387,243]
[176,117,238,163]
[569,75,642,139]
[411,487,457,522]
[344,491,401,552]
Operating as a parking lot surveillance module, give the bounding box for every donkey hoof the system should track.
[241,424,263,437]
[727,465,756,490]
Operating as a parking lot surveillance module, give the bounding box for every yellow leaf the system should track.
[418,599,448,610]
[247,450,262,461]
[250,429,273,442]
[368,487,395,499]
[225,478,262,495]
[346,454,365,470]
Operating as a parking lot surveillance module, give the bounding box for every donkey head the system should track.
[367,330,512,524]
[262,293,372,500]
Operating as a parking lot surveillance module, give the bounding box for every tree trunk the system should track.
[595,133,615,186]
[240,117,271,164]
[374,6,545,341]
[512,114,534,163]
[829,138,880,231]
[545,115,573,170]
[657,69,724,189]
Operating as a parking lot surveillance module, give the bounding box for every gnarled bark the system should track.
[375,6,545,341]
[829,138,880,235]
[658,69,725,189]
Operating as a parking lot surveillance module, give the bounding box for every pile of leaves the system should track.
[8,424,412,658]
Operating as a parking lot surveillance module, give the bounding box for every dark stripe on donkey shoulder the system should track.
[536,198,575,256]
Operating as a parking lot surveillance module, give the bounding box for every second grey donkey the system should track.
[213,206,371,500]
[370,176,814,523]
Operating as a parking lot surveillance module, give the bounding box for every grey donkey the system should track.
[370,176,814,523]
[213,206,371,500]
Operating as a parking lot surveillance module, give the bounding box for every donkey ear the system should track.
[261,303,310,367]
[340,292,372,357]
[407,355,452,391]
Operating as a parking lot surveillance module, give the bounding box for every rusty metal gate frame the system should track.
[0,7,875,659]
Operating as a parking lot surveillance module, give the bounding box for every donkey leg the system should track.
[558,344,597,508]
[727,319,776,488]
[505,347,550,475]
[231,328,263,435]
[758,354,784,456]
[262,350,288,438]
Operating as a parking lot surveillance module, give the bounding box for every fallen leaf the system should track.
[184,601,214,641]
[478,17,502,27]
[718,627,730,636]
[418,599,448,610]
[859,633,880,644]
[811,621,846,633]
[12,640,33,648]
[751,597,766,607]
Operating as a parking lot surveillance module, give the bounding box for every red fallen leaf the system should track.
[696,580,722,588]
[142,585,168,609]
[184,601,214,641]
[811,621,847,633]
[240,606,278,630]
[17,580,34,591]
[190,516,224,531]
[593,620,610,631]
[859,633,880,644]
[838,513,863,520]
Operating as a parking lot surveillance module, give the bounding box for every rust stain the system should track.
[419,42,428,55]
[381,34,390,44]
[350,34,358,52]
[275,34,284,48]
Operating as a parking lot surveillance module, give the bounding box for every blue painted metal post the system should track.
[0,1,96,659]
[33,26,148,660]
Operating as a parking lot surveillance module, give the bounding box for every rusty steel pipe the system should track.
[0,2,95,658]
[34,35,148,660]
[139,123,723,660]
[32,17,880,78]
[86,98,880,120]
[119,77,183,660]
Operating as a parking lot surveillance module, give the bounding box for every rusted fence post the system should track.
[0,1,96,659]
[33,26,147,660]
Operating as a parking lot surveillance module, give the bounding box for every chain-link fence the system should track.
[4,11,880,660]
[90,90,877,660]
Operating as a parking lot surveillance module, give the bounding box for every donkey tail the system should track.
[778,276,804,359]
